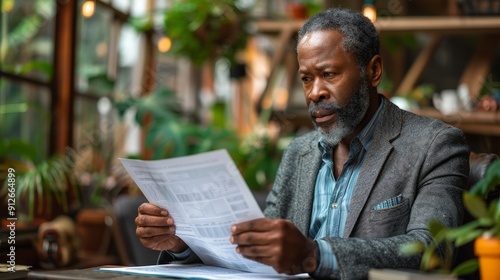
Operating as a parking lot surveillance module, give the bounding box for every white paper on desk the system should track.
[99,264,310,279]
[119,149,274,274]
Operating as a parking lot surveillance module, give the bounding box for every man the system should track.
[135,8,469,279]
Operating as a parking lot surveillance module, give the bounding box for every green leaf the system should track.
[469,159,500,196]
[128,16,154,32]
[452,259,478,276]
[87,73,115,95]
[429,220,446,236]
[17,60,53,78]
[2,139,37,162]
[489,199,500,222]
[421,244,440,271]
[446,220,480,241]
[399,241,424,256]
[463,192,489,219]
[478,217,493,227]
[455,229,483,247]
[428,220,447,242]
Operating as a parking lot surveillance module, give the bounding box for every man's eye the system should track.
[323,72,335,78]
[301,77,311,83]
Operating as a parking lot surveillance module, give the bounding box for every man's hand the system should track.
[135,203,188,253]
[230,218,318,274]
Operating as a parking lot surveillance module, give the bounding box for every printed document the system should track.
[119,150,274,274]
[100,264,310,279]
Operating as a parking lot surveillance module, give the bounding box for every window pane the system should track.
[73,96,117,153]
[0,0,56,82]
[73,96,101,150]
[115,24,141,97]
[0,79,50,161]
[111,0,131,13]
[76,0,113,95]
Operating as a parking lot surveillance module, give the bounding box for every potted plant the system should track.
[0,139,77,225]
[162,0,251,66]
[401,159,500,279]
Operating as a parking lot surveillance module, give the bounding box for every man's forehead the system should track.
[298,29,344,46]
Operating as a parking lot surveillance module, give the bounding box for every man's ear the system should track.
[367,55,383,88]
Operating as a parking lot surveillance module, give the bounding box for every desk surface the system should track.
[27,267,177,280]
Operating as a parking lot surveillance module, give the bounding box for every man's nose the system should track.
[308,79,329,102]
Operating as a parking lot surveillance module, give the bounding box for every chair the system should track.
[112,195,159,266]
[455,152,499,280]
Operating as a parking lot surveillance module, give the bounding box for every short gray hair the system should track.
[297,8,380,70]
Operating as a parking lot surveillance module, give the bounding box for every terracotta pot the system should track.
[287,3,308,19]
[475,236,500,280]
[76,208,114,258]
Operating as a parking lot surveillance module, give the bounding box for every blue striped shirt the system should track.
[310,98,384,278]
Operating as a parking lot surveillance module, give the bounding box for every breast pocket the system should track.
[368,198,411,237]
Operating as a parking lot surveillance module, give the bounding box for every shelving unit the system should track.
[412,107,500,136]
[253,16,500,138]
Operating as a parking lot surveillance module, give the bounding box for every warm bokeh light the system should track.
[158,36,172,53]
[2,0,14,12]
[363,4,377,22]
[96,42,107,57]
[82,0,95,18]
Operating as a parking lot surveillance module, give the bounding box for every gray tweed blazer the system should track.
[263,96,470,279]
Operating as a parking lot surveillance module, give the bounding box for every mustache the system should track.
[308,102,343,117]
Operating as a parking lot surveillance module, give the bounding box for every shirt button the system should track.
[331,203,338,209]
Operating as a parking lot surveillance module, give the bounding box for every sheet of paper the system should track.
[99,264,310,280]
[119,149,274,274]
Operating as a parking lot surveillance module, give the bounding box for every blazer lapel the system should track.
[343,98,402,237]
[295,134,322,235]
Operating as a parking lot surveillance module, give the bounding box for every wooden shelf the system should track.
[254,16,500,34]
[254,16,500,92]
[253,16,500,136]
[412,107,500,136]
[373,16,500,34]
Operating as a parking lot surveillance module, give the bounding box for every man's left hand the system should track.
[230,218,318,274]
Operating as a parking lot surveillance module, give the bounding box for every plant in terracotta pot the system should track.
[401,159,500,279]
[0,139,77,225]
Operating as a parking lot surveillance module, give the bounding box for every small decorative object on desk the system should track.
[477,90,500,112]
[433,89,461,115]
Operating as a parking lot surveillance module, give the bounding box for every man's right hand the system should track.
[135,202,188,253]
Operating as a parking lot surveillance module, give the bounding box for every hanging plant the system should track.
[163,0,251,65]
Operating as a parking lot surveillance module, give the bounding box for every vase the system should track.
[474,236,500,280]
[75,208,114,258]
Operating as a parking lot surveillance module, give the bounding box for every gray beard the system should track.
[309,78,370,148]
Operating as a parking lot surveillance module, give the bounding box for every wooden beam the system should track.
[395,34,441,95]
[459,35,500,101]
[256,26,296,112]
[51,0,77,154]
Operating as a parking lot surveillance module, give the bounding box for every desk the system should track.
[27,267,177,280]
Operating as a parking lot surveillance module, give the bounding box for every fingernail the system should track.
[231,225,236,232]
[235,247,240,254]
[167,218,173,225]
[229,236,234,244]
[161,210,168,216]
